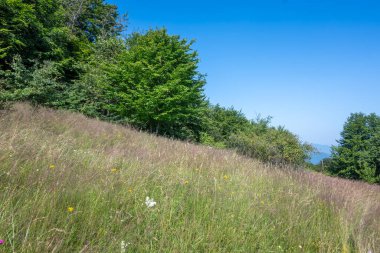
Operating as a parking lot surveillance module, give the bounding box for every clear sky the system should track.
[108,0,380,146]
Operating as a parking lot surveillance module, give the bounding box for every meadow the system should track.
[0,104,379,252]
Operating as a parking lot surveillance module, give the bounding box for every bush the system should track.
[0,56,66,106]
[201,104,313,165]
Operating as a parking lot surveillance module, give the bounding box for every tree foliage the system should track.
[201,105,313,165]
[0,0,122,70]
[328,113,380,183]
[101,29,206,140]
[200,104,250,147]
[0,56,63,105]
[229,126,313,165]
[0,0,123,103]
[61,0,125,42]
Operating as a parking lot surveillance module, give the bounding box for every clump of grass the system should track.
[0,103,379,252]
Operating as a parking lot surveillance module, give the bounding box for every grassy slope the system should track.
[0,104,379,253]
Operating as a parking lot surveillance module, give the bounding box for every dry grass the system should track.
[0,103,379,252]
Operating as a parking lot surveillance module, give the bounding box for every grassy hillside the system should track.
[0,104,379,252]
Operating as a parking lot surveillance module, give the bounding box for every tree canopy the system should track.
[328,113,380,183]
[101,29,206,140]
[0,0,122,70]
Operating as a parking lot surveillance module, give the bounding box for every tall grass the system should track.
[0,103,379,252]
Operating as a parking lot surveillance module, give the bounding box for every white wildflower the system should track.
[145,196,157,208]
[120,241,131,253]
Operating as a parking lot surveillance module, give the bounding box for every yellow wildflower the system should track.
[49,164,55,169]
[342,243,349,253]
[67,207,74,213]
[111,168,118,173]
[184,180,189,185]
[128,188,133,193]
[223,175,229,180]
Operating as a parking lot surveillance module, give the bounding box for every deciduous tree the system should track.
[103,29,206,141]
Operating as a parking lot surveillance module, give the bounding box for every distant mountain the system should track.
[308,144,332,165]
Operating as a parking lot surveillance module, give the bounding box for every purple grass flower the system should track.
[0,239,4,245]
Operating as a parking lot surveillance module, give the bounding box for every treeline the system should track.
[0,0,312,165]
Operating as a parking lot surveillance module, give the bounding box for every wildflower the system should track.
[223,175,229,180]
[67,207,74,213]
[128,188,133,193]
[299,245,302,249]
[121,241,131,253]
[145,197,156,208]
[49,164,55,169]
[121,241,126,253]
[0,239,4,245]
[111,168,118,173]
[342,243,349,253]
[184,180,189,185]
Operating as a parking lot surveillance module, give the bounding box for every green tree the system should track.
[0,0,74,69]
[61,0,125,42]
[328,113,380,183]
[0,0,47,68]
[64,37,126,117]
[0,0,124,106]
[102,29,206,141]
[200,104,251,147]
[0,0,123,70]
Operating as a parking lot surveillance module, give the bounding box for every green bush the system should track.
[0,56,66,106]
[201,105,313,165]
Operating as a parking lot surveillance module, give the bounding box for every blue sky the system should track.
[108,0,380,146]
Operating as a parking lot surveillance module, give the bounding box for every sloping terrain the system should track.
[0,104,379,252]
